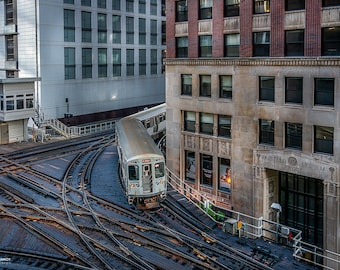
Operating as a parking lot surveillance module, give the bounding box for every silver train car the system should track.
[116,116,167,209]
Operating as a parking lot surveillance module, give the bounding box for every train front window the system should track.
[154,162,164,178]
[128,165,139,180]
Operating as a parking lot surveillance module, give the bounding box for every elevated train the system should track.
[115,113,167,209]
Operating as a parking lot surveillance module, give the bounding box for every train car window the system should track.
[128,165,139,180]
[154,162,164,178]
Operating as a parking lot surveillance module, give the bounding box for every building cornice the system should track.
[164,57,340,66]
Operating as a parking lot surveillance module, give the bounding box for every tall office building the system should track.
[165,0,340,266]
[0,0,166,143]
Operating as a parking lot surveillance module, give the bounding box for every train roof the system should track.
[130,103,165,121]
[116,117,164,161]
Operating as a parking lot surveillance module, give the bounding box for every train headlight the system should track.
[130,183,139,188]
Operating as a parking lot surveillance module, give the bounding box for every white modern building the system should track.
[0,0,166,143]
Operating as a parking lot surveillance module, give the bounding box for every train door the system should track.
[142,164,152,193]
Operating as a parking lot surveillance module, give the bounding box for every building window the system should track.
[112,0,120,10]
[98,0,106,8]
[219,158,231,192]
[314,78,334,106]
[6,35,16,61]
[225,0,240,17]
[26,94,34,109]
[200,113,213,135]
[314,126,334,155]
[139,18,146,45]
[5,0,15,25]
[64,47,75,80]
[112,48,121,77]
[322,0,340,7]
[199,0,213,20]
[259,76,275,102]
[285,0,305,11]
[139,49,146,75]
[16,95,24,110]
[162,21,166,45]
[285,122,302,150]
[176,37,188,58]
[322,27,340,56]
[224,33,240,57]
[285,77,303,104]
[81,0,91,6]
[127,49,134,76]
[285,30,304,56]
[185,151,196,182]
[81,11,91,43]
[201,154,213,187]
[254,0,270,14]
[64,9,75,42]
[181,74,192,96]
[253,32,270,56]
[82,48,92,79]
[98,48,107,78]
[6,98,14,111]
[220,75,232,99]
[150,0,158,15]
[139,0,146,14]
[176,0,188,22]
[218,115,231,138]
[259,119,274,145]
[112,15,121,44]
[126,17,134,44]
[184,111,196,132]
[200,75,211,97]
[151,49,158,74]
[150,20,158,45]
[126,0,134,12]
[98,13,107,43]
[199,35,212,57]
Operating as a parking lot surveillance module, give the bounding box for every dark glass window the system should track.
[286,0,305,11]
[176,37,188,58]
[253,32,270,56]
[184,111,196,132]
[112,0,120,10]
[112,15,121,44]
[82,48,92,78]
[200,75,211,97]
[112,48,121,77]
[218,115,231,138]
[64,47,75,80]
[219,158,231,192]
[314,78,334,106]
[128,165,139,180]
[200,113,213,135]
[64,9,75,42]
[139,0,146,14]
[181,74,192,95]
[285,30,304,56]
[81,11,91,43]
[285,122,302,150]
[201,154,213,186]
[259,76,275,102]
[98,0,106,8]
[285,77,303,104]
[224,33,240,57]
[81,0,91,6]
[199,35,212,57]
[220,75,232,99]
[126,49,134,76]
[254,0,270,14]
[259,119,274,145]
[199,0,213,20]
[176,0,188,22]
[322,0,340,7]
[98,13,107,43]
[314,126,334,155]
[126,0,134,12]
[322,27,340,56]
[224,0,240,17]
[185,151,196,182]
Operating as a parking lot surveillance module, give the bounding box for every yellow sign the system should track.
[237,220,243,230]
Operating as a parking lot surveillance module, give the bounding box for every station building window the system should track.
[98,13,107,43]
[199,75,211,97]
[6,96,14,111]
[285,0,305,11]
[322,0,340,7]
[184,111,196,132]
[259,119,274,145]
[98,48,107,78]
[126,0,134,12]
[16,95,24,110]
[201,154,213,187]
[199,0,213,20]
[64,47,75,80]
[219,75,232,99]
[176,37,188,58]
[81,0,91,7]
[185,151,196,182]
[64,9,75,42]
[254,0,270,14]
[176,0,188,22]
[139,18,146,45]
[224,33,240,57]
[285,77,303,104]
[150,0,158,15]
[219,158,231,193]
[126,49,134,76]
[285,30,304,56]
[112,0,120,11]
[81,12,92,43]
[253,31,270,57]
[199,35,212,57]
[259,76,275,102]
[285,122,302,150]
[112,48,121,77]
[82,48,92,79]
[314,126,334,155]
[225,0,240,17]
[314,78,334,107]
[322,27,340,56]
[151,49,158,75]
[181,74,192,96]
[126,17,134,45]
[0,96,3,111]
[139,0,146,14]
[218,115,231,138]
[26,94,34,108]
[98,0,106,9]
[112,15,121,44]
[200,113,213,135]
[150,20,158,45]
[139,49,146,75]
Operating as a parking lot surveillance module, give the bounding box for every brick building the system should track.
[165,1,340,267]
